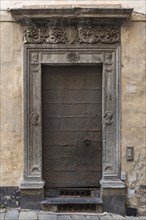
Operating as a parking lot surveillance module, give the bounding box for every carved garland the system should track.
[24,25,120,44]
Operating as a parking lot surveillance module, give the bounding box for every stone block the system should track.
[85,215,100,220]
[19,210,38,220]
[20,189,44,210]
[102,188,126,216]
[112,214,125,219]
[57,215,72,220]
[5,210,20,220]
[98,214,113,220]
[0,210,6,220]
[38,212,57,220]
[71,215,86,220]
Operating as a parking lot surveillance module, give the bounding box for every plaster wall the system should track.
[0,1,146,215]
[0,0,146,14]
[121,17,146,215]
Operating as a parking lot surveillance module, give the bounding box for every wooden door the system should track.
[42,66,102,188]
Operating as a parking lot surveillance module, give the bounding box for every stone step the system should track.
[41,197,103,212]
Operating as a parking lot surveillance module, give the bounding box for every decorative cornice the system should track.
[10,7,133,45]
[23,24,120,45]
[10,8,133,24]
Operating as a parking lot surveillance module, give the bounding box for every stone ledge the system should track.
[10,7,133,26]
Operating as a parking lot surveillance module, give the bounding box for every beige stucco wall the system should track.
[121,13,146,215]
[0,1,146,215]
[0,20,23,186]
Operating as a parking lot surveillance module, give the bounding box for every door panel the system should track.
[42,66,102,188]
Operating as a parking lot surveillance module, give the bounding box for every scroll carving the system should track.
[24,25,120,45]
[77,26,120,44]
[105,52,113,101]
[31,52,40,72]
[31,112,40,126]
[103,111,113,125]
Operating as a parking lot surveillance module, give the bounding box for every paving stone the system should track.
[71,215,86,220]
[125,217,140,220]
[57,214,72,220]
[112,214,125,219]
[84,215,100,220]
[0,210,6,220]
[0,209,6,214]
[38,212,57,220]
[19,210,38,220]
[5,210,20,220]
[99,214,113,220]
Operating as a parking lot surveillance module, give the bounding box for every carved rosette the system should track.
[23,25,120,45]
[66,52,80,62]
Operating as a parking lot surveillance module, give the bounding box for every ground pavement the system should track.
[0,209,146,220]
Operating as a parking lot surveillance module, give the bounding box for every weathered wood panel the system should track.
[42,103,102,117]
[42,66,102,188]
[42,66,102,90]
[43,131,102,145]
[43,171,102,187]
[42,90,102,104]
[42,117,102,131]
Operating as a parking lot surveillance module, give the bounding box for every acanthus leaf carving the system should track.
[23,24,120,45]
[46,26,68,44]
[24,26,43,44]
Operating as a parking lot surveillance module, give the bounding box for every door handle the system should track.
[84,139,91,145]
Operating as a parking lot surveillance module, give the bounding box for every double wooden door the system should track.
[42,66,102,188]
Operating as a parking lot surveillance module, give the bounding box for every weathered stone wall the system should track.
[0,1,146,215]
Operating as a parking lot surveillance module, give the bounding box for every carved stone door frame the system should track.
[21,44,122,187]
[11,7,133,214]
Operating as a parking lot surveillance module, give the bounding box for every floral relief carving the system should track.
[25,26,43,44]
[66,52,80,62]
[77,26,120,44]
[24,25,68,44]
[46,26,68,43]
[24,25,120,45]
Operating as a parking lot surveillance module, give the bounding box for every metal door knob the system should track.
[84,139,91,145]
